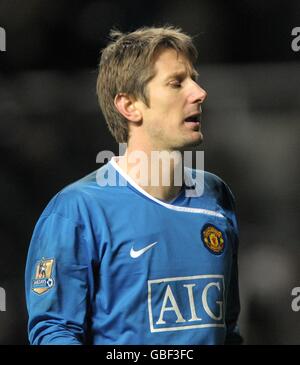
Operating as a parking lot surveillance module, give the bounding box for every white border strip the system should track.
[110,157,225,218]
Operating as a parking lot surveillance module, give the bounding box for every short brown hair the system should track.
[96,26,198,143]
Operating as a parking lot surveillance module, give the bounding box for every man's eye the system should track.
[170,81,182,88]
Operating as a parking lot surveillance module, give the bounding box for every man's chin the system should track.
[161,132,203,151]
[181,132,203,149]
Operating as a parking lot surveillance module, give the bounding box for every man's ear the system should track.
[114,93,142,122]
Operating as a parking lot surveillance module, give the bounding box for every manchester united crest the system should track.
[201,225,225,255]
[32,258,55,294]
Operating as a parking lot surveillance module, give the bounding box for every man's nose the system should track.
[189,82,207,104]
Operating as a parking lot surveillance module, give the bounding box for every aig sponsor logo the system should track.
[148,275,225,332]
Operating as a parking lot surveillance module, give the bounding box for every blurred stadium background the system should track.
[0,0,299,344]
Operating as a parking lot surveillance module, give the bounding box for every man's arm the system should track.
[224,248,243,344]
[25,209,92,345]
[222,182,243,345]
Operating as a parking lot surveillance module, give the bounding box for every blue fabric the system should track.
[25,160,242,345]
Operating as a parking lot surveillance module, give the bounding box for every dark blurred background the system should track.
[0,0,299,345]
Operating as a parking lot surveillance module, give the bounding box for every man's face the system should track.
[138,48,207,151]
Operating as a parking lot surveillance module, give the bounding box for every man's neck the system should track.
[117,148,184,202]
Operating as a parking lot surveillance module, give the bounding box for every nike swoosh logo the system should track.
[130,242,158,258]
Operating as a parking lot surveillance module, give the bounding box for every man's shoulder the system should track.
[59,162,118,199]
[184,167,227,192]
[203,170,230,195]
[184,167,235,204]
[41,164,119,221]
[61,169,98,196]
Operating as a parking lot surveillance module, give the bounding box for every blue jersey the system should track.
[25,158,242,345]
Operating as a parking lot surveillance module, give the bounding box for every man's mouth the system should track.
[184,112,201,123]
[184,113,201,128]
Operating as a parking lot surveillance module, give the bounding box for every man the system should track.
[25,26,242,344]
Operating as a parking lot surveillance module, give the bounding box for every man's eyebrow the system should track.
[164,69,199,82]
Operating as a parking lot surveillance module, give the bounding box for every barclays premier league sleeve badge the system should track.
[32,258,55,294]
